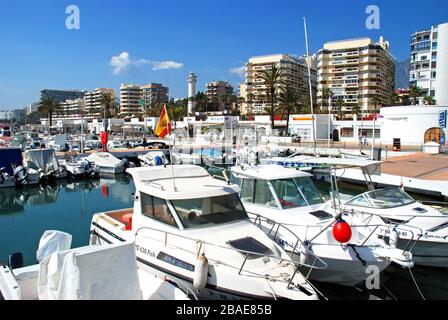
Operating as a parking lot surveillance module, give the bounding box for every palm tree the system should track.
[372,95,382,113]
[409,86,423,105]
[38,96,61,130]
[336,97,345,120]
[389,92,400,106]
[321,88,333,111]
[424,96,437,105]
[352,105,361,118]
[219,94,230,113]
[257,64,284,129]
[277,87,302,135]
[98,91,116,131]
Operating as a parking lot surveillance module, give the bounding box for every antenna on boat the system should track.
[303,17,317,155]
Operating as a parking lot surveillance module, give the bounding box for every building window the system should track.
[341,128,354,138]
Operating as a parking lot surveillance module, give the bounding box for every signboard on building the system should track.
[440,111,447,128]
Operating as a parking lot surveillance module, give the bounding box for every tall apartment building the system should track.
[57,99,85,119]
[120,84,143,117]
[0,110,14,121]
[240,54,317,115]
[317,37,395,113]
[410,22,448,105]
[141,83,169,107]
[40,89,86,103]
[206,81,234,112]
[84,88,116,118]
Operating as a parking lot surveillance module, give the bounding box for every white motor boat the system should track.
[89,165,318,300]
[59,156,100,179]
[138,151,169,167]
[0,166,39,189]
[170,152,202,165]
[86,152,125,175]
[229,164,414,287]
[24,149,68,180]
[343,187,448,268]
[0,231,189,300]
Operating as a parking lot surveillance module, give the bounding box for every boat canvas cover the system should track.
[38,242,141,300]
[0,148,22,175]
[36,230,72,263]
[86,152,121,167]
[26,149,60,174]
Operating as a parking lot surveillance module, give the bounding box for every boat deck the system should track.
[382,153,448,181]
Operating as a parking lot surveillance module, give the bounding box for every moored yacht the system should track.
[89,165,318,300]
[0,231,189,300]
[229,164,414,287]
[343,187,448,268]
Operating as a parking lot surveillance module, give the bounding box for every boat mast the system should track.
[303,17,316,154]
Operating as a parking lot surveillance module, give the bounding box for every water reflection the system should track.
[0,174,134,266]
[0,171,447,299]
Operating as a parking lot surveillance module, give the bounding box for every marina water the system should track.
[1,174,447,300]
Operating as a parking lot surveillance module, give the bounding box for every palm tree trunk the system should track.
[49,111,52,130]
[286,109,291,136]
[270,89,275,130]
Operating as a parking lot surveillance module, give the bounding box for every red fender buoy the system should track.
[333,218,352,243]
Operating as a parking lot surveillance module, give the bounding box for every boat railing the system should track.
[134,225,318,290]
[250,213,328,275]
[142,180,165,191]
[345,208,428,254]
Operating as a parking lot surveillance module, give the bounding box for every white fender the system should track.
[389,227,399,249]
[193,253,209,289]
[299,246,309,265]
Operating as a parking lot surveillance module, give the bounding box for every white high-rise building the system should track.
[410,22,448,105]
[317,37,395,113]
[240,54,317,115]
[120,84,143,118]
[188,72,197,115]
[84,88,116,119]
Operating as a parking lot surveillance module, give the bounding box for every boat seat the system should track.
[8,253,24,270]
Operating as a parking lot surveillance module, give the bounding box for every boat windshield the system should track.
[346,187,416,209]
[270,177,324,209]
[171,193,249,229]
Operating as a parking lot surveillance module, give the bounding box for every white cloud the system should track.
[110,52,183,75]
[152,61,183,71]
[229,66,246,78]
[110,52,133,75]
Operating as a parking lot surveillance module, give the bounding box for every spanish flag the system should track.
[155,105,172,139]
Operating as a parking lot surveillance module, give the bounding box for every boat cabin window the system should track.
[240,179,277,208]
[270,179,307,209]
[295,177,324,206]
[346,188,416,209]
[171,193,248,229]
[141,193,178,228]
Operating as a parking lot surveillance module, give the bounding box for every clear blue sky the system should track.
[1,0,447,109]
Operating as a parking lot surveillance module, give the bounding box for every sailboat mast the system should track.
[303,17,316,153]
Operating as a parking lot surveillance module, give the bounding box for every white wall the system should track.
[435,23,448,106]
[380,106,448,145]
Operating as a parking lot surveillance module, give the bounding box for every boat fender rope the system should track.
[347,244,367,267]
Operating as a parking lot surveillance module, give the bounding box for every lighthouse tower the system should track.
[188,72,197,115]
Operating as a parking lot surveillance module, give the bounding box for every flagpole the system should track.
[168,134,177,192]
[166,104,177,191]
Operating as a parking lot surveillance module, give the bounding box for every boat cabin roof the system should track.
[128,165,240,200]
[299,157,381,169]
[231,165,312,180]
